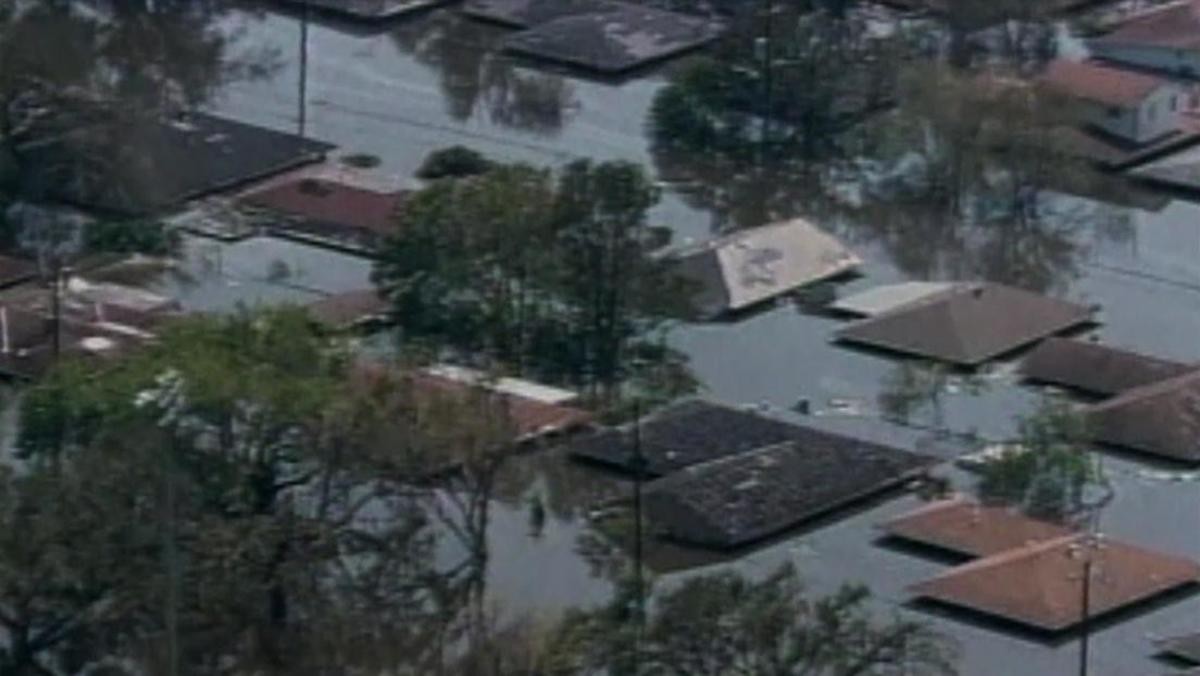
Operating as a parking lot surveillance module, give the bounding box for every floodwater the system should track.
[19,3,1200,673]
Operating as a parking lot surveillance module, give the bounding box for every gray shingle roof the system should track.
[836,283,1095,367]
[502,6,725,74]
[644,434,934,549]
[1021,337,1193,398]
[566,400,809,477]
[1159,632,1200,665]
[461,0,614,27]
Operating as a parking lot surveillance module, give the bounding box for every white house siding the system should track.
[1080,85,1181,144]
[1090,43,1200,78]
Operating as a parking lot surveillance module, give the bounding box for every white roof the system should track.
[680,218,861,312]
[425,364,579,405]
[67,277,175,313]
[829,281,958,317]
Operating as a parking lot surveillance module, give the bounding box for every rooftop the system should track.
[305,289,391,330]
[1159,632,1200,665]
[879,497,1074,559]
[0,255,39,290]
[461,0,614,27]
[425,364,580,404]
[502,6,725,74]
[644,435,933,549]
[1020,338,1193,398]
[829,281,957,317]
[673,218,861,318]
[835,283,1095,367]
[1091,0,1200,52]
[911,534,1200,633]
[1086,368,1200,463]
[1040,59,1171,109]
[284,0,446,19]
[17,109,333,215]
[566,400,813,477]
[240,177,408,251]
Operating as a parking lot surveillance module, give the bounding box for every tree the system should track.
[552,564,957,675]
[416,145,495,181]
[978,398,1111,524]
[374,159,693,401]
[15,309,531,672]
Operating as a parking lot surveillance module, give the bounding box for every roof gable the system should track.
[1087,368,1200,462]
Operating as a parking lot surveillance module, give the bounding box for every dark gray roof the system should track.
[17,109,333,215]
[284,0,445,19]
[461,0,617,27]
[836,283,1095,367]
[566,400,809,477]
[1087,368,1200,463]
[1021,337,1193,397]
[644,435,934,549]
[503,5,725,74]
[1160,632,1200,665]
[0,255,39,290]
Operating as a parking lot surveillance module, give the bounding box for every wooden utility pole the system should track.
[631,398,645,671]
[299,1,310,138]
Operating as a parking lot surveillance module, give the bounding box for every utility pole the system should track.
[1079,554,1092,676]
[299,1,310,138]
[631,398,645,672]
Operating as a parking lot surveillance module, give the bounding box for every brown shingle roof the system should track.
[911,534,1200,632]
[1020,338,1194,398]
[1039,59,1170,109]
[1086,368,1200,463]
[880,498,1073,558]
[1092,0,1200,52]
[835,283,1095,367]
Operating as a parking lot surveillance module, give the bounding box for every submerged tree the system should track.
[552,564,957,675]
[978,398,1111,524]
[374,159,693,402]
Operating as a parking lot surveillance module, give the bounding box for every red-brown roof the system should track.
[350,361,592,444]
[880,498,1073,558]
[306,289,390,330]
[1086,368,1200,463]
[240,178,406,235]
[1040,59,1170,108]
[911,534,1200,632]
[1093,0,1200,51]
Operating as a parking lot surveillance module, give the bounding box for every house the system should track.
[910,533,1200,633]
[1089,0,1200,80]
[0,255,39,290]
[305,289,391,331]
[567,400,814,477]
[1040,59,1183,146]
[643,435,933,550]
[1086,368,1200,463]
[835,283,1095,367]
[283,0,446,20]
[463,0,725,75]
[1020,337,1193,398]
[829,281,957,317]
[879,497,1074,559]
[239,177,408,254]
[672,218,861,319]
[16,108,333,215]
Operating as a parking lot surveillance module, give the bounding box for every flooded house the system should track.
[642,432,933,550]
[463,0,725,74]
[1040,59,1185,147]
[1089,0,1200,82]
[304,288,391,332]
[835,283,1095,367]
[909,533,1200,634]
[567,399,815,477]
[879,497,1074,559]
[17,109,333,216]
[239,177,409,255]
[1020,337,1194,398]
[1086,368,1200,463]
[283,0,447,20]
[671,218,862,319]
[829,281,957,317]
